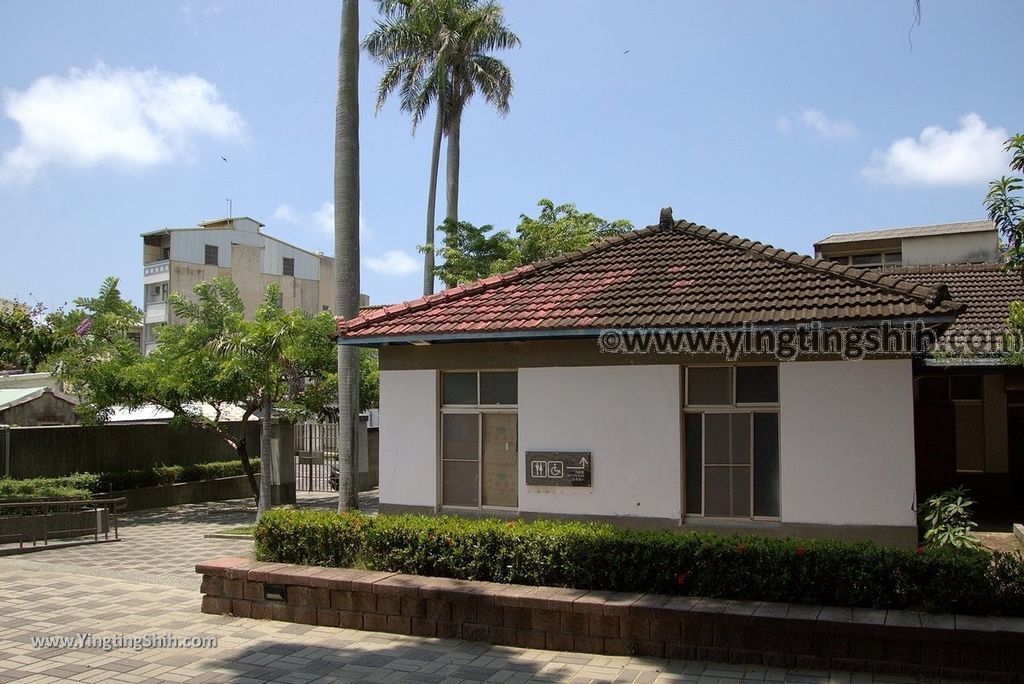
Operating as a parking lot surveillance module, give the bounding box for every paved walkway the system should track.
[0,494,975,683]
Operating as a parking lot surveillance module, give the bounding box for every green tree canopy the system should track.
[52,277,341,511]
[432,199,633,288]
[0,300,61,373]
[986,134,1024,281]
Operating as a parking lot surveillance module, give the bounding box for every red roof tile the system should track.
[337,214,963,342]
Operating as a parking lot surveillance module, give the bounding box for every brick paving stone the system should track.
[0,492,986,684]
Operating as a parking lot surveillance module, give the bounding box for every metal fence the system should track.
[294,422,337,492]
[0,497,125,551]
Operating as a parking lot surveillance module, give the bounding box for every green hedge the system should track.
[254,510,1024,617]
[0,459,259,501]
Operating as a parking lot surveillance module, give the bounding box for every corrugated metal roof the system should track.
[0,387,78,412]
[815,220,995,247]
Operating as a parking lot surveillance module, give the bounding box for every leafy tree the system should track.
[360,349,380,409]
[0,300,61,373]
[986,134,1024,282]
[433,220,519,288]
[335,0,362,512]
[364,0,519,295]
[515,199,633,264]
[49,277,144,419]
[433,199,633,287]
[54,277,337,513]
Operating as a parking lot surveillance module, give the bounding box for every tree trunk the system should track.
[257,393,273,516]
[444,104,462,224]
[423,103,443,296]
[335,0,360,512]
[236,437,259,505]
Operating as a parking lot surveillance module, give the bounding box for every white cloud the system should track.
[365,250,419,276]
[777,108,856,139]
[310,201,369,238]
[798,108,857,139]
[272,204,298,222]
[0,63,245,184]
[863,113,1009,186]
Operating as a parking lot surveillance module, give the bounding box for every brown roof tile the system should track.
[338,215,963,341]
[889,263,1024,353]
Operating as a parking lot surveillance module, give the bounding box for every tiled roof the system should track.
[890,263,1024,353]
[337,212,963,342]
[815,220,994,247]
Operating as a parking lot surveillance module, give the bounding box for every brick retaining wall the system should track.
[197,557,1024,682]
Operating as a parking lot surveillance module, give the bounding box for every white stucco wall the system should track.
[379,369,438,508]
[518,365,682,520]
[903,232,999,266]
[778,359,917,528]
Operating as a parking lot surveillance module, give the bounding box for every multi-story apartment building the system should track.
[813,219,999,268]
[141,216,354,354]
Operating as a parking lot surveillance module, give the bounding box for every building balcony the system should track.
[143,260,170,284]
[145,302,168,324]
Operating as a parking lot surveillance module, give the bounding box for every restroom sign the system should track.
[525,451,591,487]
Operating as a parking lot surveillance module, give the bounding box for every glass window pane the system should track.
[684,414,702,515]
[443,372,478,405]
[954,403,985,472]
[883,252,902,265]
[704,467,731,517]
[480,371,517,405]
[688,367,732,405]
[736,366,779,403]
[704,413,730,464]
[730,413,751,465]
[753,413,780,517]
[950,376,982,401]
[442,413,479,461]
[731,467,751,518]
[852,253,881,266]
[443,461,479,507]
[482,413,518,507]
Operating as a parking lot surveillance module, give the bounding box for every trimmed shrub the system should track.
[0,459,259,501]
[254,511,1024,617]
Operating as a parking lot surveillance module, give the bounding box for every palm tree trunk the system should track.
[445,104,462,223]
[257,393,273,516]
[423,104,443,296]
[335,0,360,512]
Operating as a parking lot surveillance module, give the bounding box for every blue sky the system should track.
[1,0,1022,311]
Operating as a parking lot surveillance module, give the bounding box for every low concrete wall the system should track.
[198,557,1024,682]
[112,475,257,511]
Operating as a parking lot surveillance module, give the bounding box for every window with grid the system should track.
[204,244,219,266]
[283,257,295,276]
[440,371,518,509]
[684,366,780,519]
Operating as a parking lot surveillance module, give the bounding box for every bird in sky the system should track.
[220,156,228,163]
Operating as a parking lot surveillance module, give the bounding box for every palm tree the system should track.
[335,0,361,512]
[364,0,518,295]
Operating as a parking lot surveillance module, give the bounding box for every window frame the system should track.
[204,244,219,266]
[683,364,781,521]
[439,370,519,511]
[283,257,295,277]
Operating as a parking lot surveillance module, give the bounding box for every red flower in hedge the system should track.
[916,546,926,555]
[736,542,748,553]
[795,545,806,557]
[675,571,690,586]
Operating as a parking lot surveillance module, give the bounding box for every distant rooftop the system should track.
[814,220,995,248]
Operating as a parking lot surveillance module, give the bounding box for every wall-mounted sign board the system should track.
[525,451,591,487]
